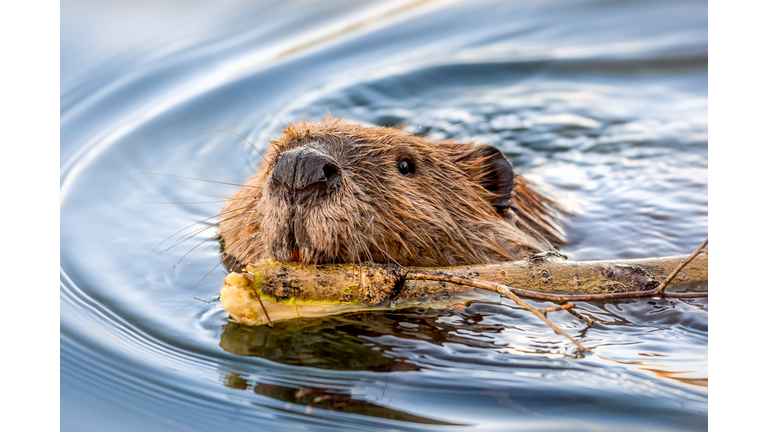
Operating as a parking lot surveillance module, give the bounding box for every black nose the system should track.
[272,146,340,191]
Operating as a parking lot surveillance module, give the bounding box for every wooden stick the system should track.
[237,254,707,305]
[221,248,708,332]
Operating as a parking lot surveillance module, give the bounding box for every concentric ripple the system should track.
[61,1,707,430]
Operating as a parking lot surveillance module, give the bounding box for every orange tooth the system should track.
[292,246,301,262]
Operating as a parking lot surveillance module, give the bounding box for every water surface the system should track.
[61,1,708,430]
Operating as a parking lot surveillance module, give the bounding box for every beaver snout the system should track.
[271,146,341,192]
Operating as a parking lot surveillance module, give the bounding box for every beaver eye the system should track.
[397,158,415,177]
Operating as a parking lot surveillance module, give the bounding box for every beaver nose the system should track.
[272,146,340,191]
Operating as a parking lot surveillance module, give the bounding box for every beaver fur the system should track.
[219,116,564,267]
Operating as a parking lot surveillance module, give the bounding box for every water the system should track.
[61,0,708,430]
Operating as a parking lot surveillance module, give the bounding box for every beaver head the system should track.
[218,117,564,267]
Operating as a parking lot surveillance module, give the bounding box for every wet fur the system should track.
[219,117,564,267]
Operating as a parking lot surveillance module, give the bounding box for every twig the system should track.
[567,308,594,326]
[655,238,708,294]
[247,275,273,328]
[491,288,707,302]
[539,304,575,313]
[406,278,706,303]
[194,296,219,304]
[405,270,587,352]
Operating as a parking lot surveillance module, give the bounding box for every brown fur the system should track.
[219,117,564,267]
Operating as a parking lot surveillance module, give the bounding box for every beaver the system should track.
[218,116,564,268]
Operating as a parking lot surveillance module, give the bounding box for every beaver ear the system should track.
[449,145,516,210]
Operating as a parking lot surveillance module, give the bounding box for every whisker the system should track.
[363,213,400,266]
[165,205,258,252]
[194,226,254,267]
[244,90,287,129]
[166,221,222,252]
[167,201,257,249]
[201,130,266,160]
[177,231,225,265]
[196,192,238,200]
[416,109,460,131]
[134,173,258,188]
[212,217,262,256]
[202,240,222,252]
[150,202,259,257]
[150,219,219,258]
[194,261,223,288]
[143,200,226,205]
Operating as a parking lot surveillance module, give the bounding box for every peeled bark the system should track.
[220,254,707,326]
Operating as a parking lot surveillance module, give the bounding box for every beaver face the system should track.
[219,117,563,267]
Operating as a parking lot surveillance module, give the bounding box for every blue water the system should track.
[61,1,707,430]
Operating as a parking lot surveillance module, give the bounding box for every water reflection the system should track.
[220,371,464,425]
[219,306,503,370]
[219,296,708,388]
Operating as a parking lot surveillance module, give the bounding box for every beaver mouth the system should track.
[285,227,337,264]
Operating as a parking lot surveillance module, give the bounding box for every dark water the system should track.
[61,1,708,430]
